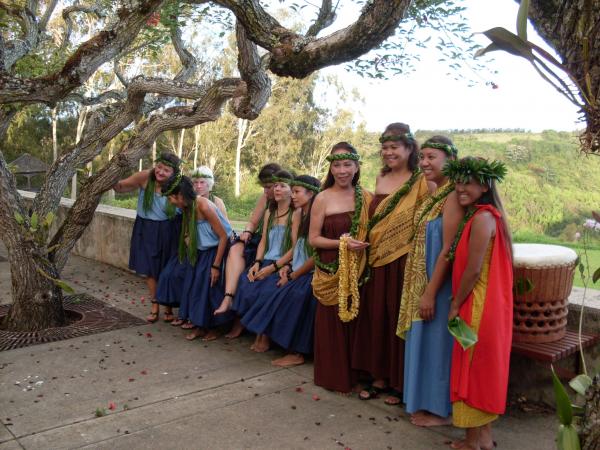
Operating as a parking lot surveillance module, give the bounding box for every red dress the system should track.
[351,194,406,390]
[450,205,513,414]
[313,211,358,393]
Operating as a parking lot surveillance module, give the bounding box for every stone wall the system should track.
[20,191,136,270]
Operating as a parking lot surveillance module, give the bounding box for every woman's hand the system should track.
[239,231,252,243]
[255,264,276,280]
[448,300,460,321]
[247,262,260,282]
[210,267,220,287]
[277,266,291,287]
[419,292,436,321]
[344,236,369,251]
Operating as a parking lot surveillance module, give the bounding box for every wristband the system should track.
[272,261,280,271]
[287,271,293,281]
[211,264,221,271]
[253,259,263,266]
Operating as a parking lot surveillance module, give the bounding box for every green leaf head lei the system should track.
[442,157,507,185]
[379,132,415,144]
[421,140,458,157]
[325,153,360,162]
[290,179,321,193]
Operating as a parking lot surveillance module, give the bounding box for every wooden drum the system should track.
[512,244,577,343]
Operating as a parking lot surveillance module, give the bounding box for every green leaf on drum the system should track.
[514,277,534,295]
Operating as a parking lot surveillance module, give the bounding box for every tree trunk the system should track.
[193,126,199,170]
[581,374,600,450]
[2,243,65,332]
[235,118,247,198]
[71,106,89,200]
[177,128,185,159]
[51,107,58,162]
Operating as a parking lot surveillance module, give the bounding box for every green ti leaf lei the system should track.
[178,200,198,266]
[447,208,477,262]
[411,183,455,239]
[368,171,421,232]
[142,176,176,219]
[442,158,507,185]
[312,184,363,274]
[325,153,360,162]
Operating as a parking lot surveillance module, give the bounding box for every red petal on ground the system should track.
[312,394,320,401]
[108,402,116,410]
[145,333,152,338]
[128,378,135,382]
[295,387,304,393]
[140,370,148,375]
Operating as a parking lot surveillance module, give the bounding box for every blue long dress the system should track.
[241,238,317,354]
[129,188,179,279]
[232,224,286,316]
[403,216,454,417]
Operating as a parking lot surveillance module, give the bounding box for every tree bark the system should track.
[526,0,600,151]
[581,374,600,450]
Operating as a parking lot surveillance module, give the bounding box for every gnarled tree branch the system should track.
[0,0,165,105]
[306,0,336,37]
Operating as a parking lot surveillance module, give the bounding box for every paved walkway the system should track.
[0,250,557,450]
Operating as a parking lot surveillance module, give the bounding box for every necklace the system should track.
[275,208,290,219]
[447,207,477,262]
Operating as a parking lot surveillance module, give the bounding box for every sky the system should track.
[313,0,582,133]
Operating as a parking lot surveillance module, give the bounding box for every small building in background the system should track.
[9,153,49,191]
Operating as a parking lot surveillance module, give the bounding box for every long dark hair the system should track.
[294,175,321,239]
[265,169,294,256]
[478,181,513,261]
[322,142,361,190]
[380,122,419,175]
[258,163,282,185]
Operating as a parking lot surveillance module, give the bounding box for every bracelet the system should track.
[287,271,293,281]
[253,259,263,266]
[211,264,221,271]
[272,261,280,271]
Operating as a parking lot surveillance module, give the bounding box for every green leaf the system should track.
[514,277,534,295]
[44,212,55,228]
[516,0,530,40]
[30,212,38,230]
[552,366,573,425]
[55,279,75,294]
[448,317,478,350]
[557,424,580,450]
[481,27,533,60]
[592,267,600,284]
[569,374,592,396]
[474,43,501,58]
[14,212,24,225]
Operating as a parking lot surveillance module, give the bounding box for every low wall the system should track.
[20,191,136,270]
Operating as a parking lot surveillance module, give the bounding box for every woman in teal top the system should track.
[114,152,181,323]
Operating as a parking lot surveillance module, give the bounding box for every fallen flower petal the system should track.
[108,402,116,410]
[312,394,320,401]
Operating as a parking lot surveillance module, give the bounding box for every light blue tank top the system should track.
[291,237,310,272]
[263,224,285,261]
[196,207,233,251]
[136,188,169,221]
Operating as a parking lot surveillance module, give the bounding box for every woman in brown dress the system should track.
[351,123,428,404]
[309,142,371,393]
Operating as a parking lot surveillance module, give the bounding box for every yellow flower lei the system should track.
[337,234,361,322]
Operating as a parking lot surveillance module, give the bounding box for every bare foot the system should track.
[181,321,195,330]
[252,335,270,353]
[185,328,206,341]
[450,440,478,450]
[410,411,452,427]
[225,319,244,339]
[214,296,232,315]
[202,330,219,341]
[170,319,184,327]
[272,353,304,367]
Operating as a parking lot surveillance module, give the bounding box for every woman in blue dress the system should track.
[397,136,463,427]
[229,169,295,347]
[113,152,181,323]
[213,163,281,316]
[159,174,233,341]
[242,175,321,365]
